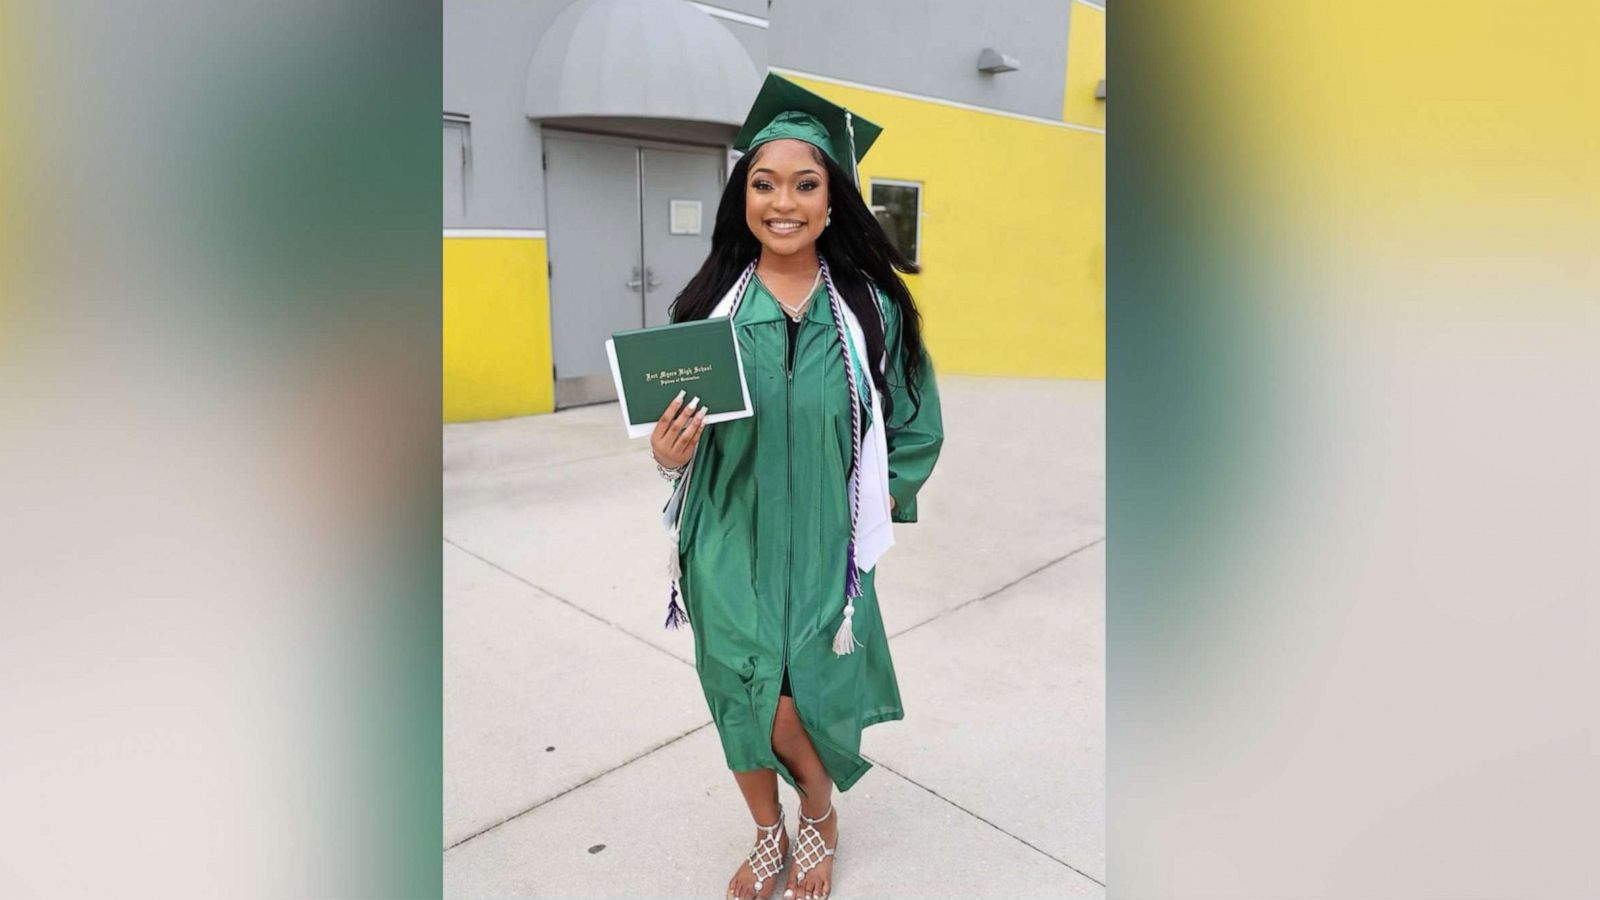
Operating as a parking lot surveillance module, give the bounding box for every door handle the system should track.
[645,267,661,290]
[626,265,642,290]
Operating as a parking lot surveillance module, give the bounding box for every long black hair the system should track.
[670,142,927,419]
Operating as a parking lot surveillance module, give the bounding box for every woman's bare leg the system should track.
[734,769,781,828]
[770,697,839,900]
[728,768,787,900]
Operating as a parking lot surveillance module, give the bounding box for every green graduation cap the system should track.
[732,73,884,186]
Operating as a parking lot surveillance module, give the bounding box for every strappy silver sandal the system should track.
[738,805,788,899]
[791,803,837,897]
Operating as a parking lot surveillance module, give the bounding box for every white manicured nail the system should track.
[687,396,700,409]
[674,389,686,403]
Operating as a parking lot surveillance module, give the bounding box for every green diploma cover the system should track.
[605,317,754,438]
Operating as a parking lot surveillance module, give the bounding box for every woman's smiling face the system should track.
[744,139,830,257]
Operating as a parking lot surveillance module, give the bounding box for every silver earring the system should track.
[826,207,832,226]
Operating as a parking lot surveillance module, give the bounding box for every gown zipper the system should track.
[782,314,794,711]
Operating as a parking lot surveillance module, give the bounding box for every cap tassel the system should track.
[844,111,859,187]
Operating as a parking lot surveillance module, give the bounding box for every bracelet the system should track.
[654,457,687,482]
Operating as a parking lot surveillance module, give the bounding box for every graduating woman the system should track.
[650,74,942,900]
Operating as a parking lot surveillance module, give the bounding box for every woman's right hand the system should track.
[650,391,707,469]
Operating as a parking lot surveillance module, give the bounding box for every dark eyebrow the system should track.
[750,168,821,177]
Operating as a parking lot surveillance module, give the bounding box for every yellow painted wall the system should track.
[790,76,1105,379]
[442,237,554,421]
[1064,2,1106,129]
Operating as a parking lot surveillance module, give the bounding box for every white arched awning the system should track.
[525,0,760,125]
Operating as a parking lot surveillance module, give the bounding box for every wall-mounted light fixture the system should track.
[977,47,1020,74]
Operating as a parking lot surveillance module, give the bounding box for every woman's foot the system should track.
[782,803,838,900]
[727,812,789,900]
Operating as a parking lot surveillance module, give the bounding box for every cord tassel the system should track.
[834,538,861,655]
[664,582,688,630]
[831,599,857,655]
[664,531,688,629]
[822,256,865,658]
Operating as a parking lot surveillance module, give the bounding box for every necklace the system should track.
[759,267,823,322]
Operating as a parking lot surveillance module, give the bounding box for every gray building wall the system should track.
[444,0,573,229]
[768,0,1072,122]
[444,0,1079,229]
[444,0,770,230]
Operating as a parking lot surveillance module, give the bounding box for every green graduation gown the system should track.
[675,276,943,791]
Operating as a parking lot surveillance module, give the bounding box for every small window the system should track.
[869,180,921,265]
[443,116,470,223]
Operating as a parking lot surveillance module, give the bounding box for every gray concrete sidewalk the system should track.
[443,376,1105,899]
